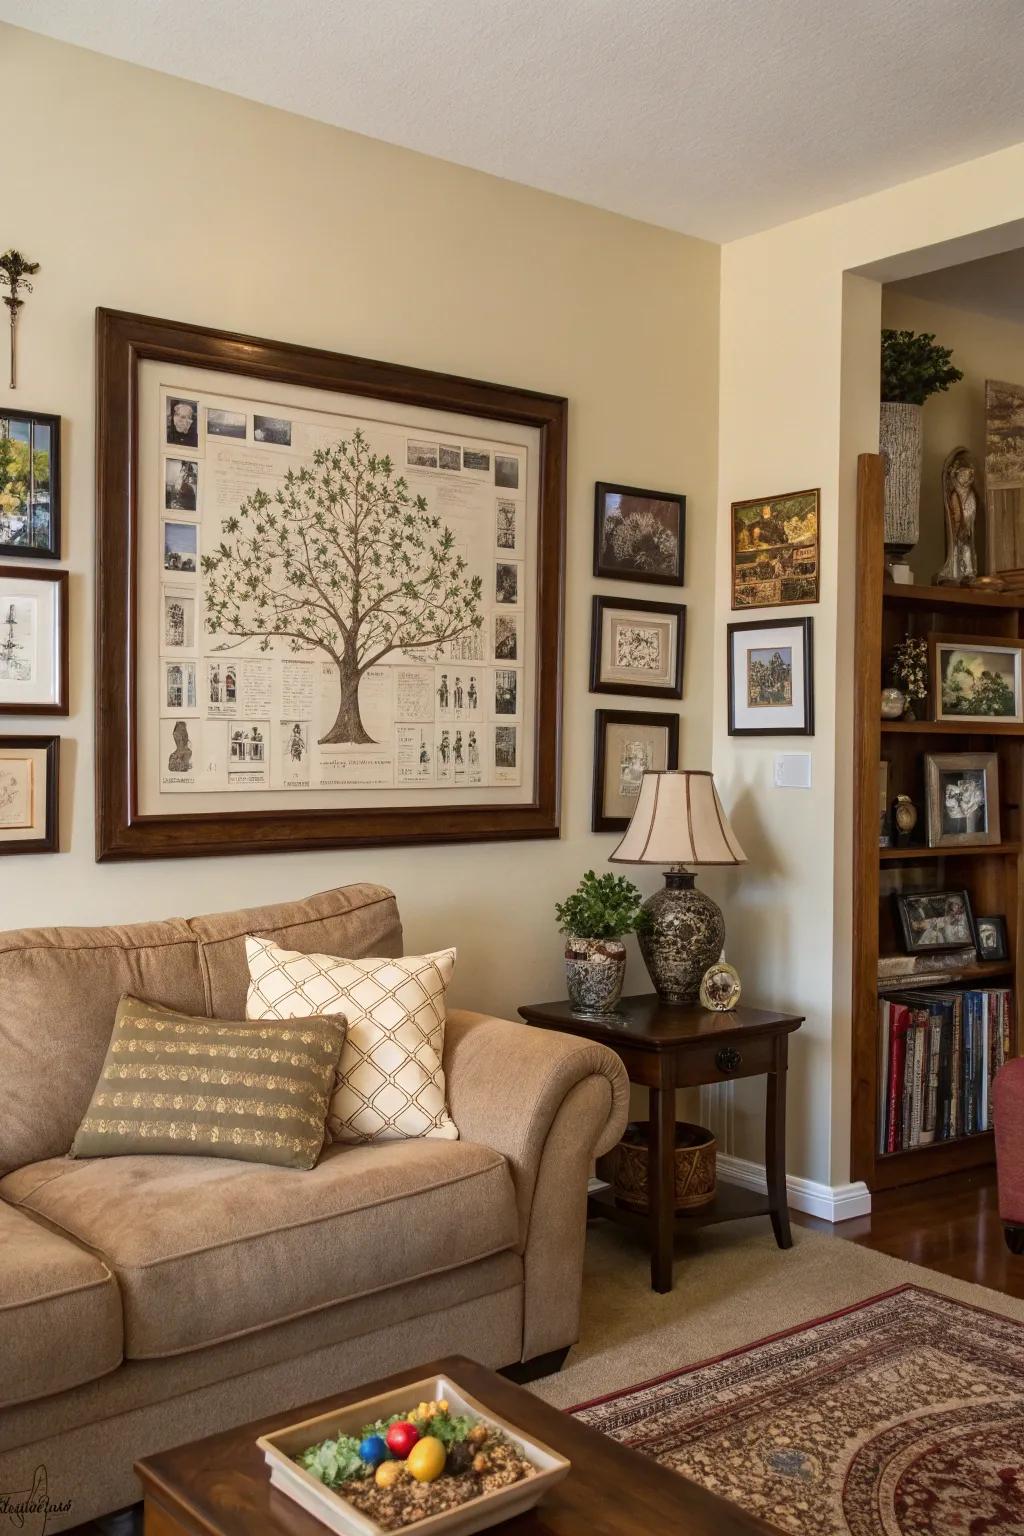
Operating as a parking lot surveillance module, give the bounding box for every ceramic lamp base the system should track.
[638,869,725,1005]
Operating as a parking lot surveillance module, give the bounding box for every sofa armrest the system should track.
[444,1009,629,1361]
[994,1058,1024,1226]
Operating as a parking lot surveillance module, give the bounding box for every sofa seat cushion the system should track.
[0,1140,517,1360]
[0,1198,123,1407]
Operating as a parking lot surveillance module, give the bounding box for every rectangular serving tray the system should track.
[257,1372,571,1536]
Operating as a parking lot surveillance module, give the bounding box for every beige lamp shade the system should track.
[609,769,747,866]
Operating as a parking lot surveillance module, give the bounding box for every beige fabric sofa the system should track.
[0,883,628,1531]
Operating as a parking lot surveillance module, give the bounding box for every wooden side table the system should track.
[518,994,804,1293]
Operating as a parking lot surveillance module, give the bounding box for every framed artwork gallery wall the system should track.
[95,309,567,861]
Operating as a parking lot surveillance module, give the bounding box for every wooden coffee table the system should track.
[136,1354,777,1535]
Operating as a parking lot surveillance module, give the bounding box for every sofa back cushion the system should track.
[0,882,402,1176]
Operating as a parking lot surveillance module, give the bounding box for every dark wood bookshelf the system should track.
[852,454,1022,1192]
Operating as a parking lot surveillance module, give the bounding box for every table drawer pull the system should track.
[715,1047,742,1074]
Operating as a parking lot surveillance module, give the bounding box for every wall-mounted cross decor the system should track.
[0,250,40,390]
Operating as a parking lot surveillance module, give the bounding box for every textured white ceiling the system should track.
[889,248,1024,326]
[5,0,1024,240]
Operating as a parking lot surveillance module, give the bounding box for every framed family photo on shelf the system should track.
[0,734,59,854]
[94,309,567,860]
[894,889,978,955]
[727,616,814,736]
[589,595,685,700]
[928,633,1024,723]
[592,481,685,585]
[592,708,679,832]
[924,751,1000,848]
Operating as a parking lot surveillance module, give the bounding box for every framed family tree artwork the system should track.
[589,596,685,700]
[0,566,68,715]
[592,708,679,833]
[0,410,60,559]
[731,487,819,609]
[0,735,59,854]
[593,481,685,585]
[727,616,814,736]
[94,310,567,860]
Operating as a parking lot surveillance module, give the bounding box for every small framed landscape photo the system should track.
[0,735,59,854]
[592,708,679,832]
[894,889,977,954]
[924,751,1000,848]
[929,632,1024,723]
[975,914,1010,963]
[727,617,814,736]
[590,595,685,700]
[593,481,685,585]
[0,410,60,559]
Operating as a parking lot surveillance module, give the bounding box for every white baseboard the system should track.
[717,1153,872,1224]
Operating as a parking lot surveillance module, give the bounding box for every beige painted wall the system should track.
[3,25,720,1024]
[714,140,1024,1190]
[881,288,1024,581]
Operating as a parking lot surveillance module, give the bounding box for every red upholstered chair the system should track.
[994,1058,1024,1255]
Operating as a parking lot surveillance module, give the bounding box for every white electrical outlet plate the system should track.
[774,753,812,789]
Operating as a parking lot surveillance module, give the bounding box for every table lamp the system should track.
[609,769,747,1005]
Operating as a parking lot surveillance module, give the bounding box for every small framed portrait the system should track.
[166,396,199,449]
[894,889,978,954]
[163,520,198,574]
[164,457,199,513]
[593,481,686,585]
[0,734,59,853]
[590,595,685,700]
[731,487,819,609]
[928,633,1024,723]
[592,708,679,832]
[924,751,1000,848]
[975,914,1010,963]
[0,566,69,715]
[0,410,60,559]
[727,617,813,736]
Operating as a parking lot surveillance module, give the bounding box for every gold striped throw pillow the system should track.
[70,995,345,1170]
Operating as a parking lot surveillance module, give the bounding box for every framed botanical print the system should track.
[727,617,814,735]
[0,410,60,559]
[589,595,685,699]
[928,633,1024,723]
[94,309,567,860]
[0,566,69,715]
[593,481,685,585]
[924,751,1000,848]
[731,487,819,609]
[0,735,59,853]
[592,708,679,832]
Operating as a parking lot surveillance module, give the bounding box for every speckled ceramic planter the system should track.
[638,871,725,1005]
[564,936,626,1015]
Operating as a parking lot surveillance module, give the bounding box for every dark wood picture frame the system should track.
[0,409,61,560]
[592,708,679,833]
[975,913,1010,963]
[589,595,685,700]
[0,565,69,716]
[592,481,685,586]
[727,616,814,736]
[893,888,978,955]
[0,734,60,854]
[94,308,567,861]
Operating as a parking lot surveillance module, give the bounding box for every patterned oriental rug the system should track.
[572,1285,1024,1535]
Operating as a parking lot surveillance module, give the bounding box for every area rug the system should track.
[572,1284,1024,1535]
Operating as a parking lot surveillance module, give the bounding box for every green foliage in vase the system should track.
[881,329,963,406]
[555,870,646,940]
[202,428,483,746]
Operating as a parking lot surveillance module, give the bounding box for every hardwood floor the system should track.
[794,1166,1024,1300]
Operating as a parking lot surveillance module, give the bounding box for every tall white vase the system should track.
[879,401,923,554]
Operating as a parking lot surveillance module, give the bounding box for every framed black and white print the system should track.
[592,708,679,832]
[0,734,59,853]
[894,889,977,955]
[0,566,69,715]
[975,914,1009,962]
[589,595,685,699]
[727,617,813,736]
[0,410,60,559]
[593,481,685,585]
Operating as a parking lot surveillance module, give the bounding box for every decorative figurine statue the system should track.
[934,447,979,585]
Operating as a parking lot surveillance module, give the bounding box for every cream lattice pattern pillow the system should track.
[245,936,458,1144]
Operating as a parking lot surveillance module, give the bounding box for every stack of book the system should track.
[878,988,1013,1154]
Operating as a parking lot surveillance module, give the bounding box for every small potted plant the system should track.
[555,870,645,1014]
[880,329,962,562]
